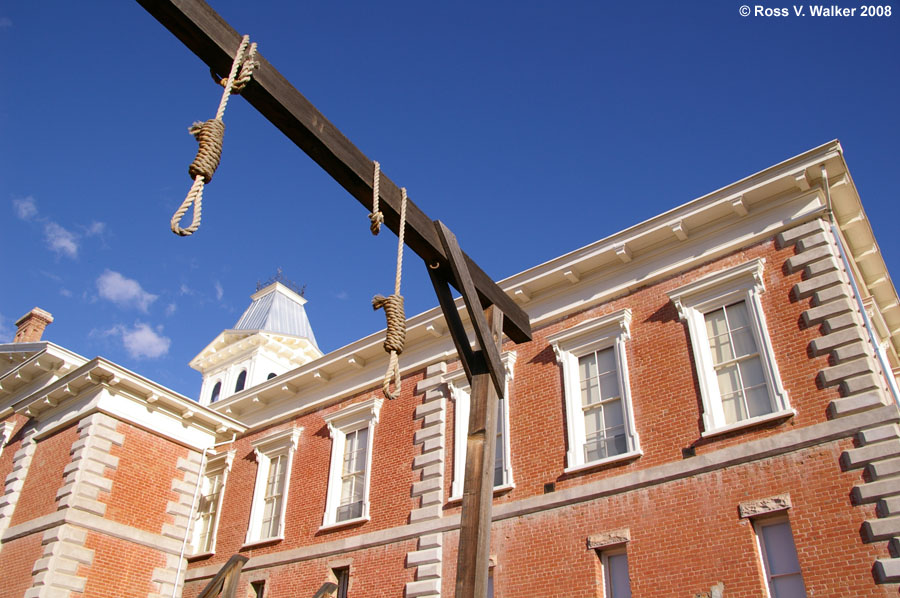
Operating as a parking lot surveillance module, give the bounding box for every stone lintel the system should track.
[739,493,791,518]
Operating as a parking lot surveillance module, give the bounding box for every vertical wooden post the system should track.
[455,306,503,598]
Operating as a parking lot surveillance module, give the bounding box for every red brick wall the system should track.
[444,237,841,511]
[102,420,187,534]
[194,373,424,569]
[75,531,168,598]
[183,538,417,598]
[9,423,78,526]
[441,441,888,597]
[1,533,43,597]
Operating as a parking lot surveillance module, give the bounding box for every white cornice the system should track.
[210,141,900,431]
[12,358,246,442]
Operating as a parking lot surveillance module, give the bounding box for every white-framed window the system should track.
[602,549,632,598]
[245,427,301,545]
[322,398,383,529]
[548,309,640,472]
[448,352,517,500]
[668,258,791,435]
[191,449,235,555]
[755,517,806,598]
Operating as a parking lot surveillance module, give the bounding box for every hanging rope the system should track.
[368,161,383,235]
[372,185,408,399]
[170,35,259,236]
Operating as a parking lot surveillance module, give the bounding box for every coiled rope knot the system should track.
[188,119,225,183]
[372,294,406,353]
[372,293,405,400]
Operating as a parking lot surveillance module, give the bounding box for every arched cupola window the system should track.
[210,381,222,403]
[235,370,247,393]
[267,372,277,380]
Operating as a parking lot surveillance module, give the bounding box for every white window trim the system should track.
[191,449,235,556]
[447,351,518,501]
[548,309,642,472]
[244,427,301,546]
[321,398,383,530]
[667,258,792,435]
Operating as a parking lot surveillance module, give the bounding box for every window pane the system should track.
[580,353,600,407]
[762,522,801,575]
[598,370,620,401]
[745,384,772,419]
[606,553,632,598]
[705,309,733,363]
[595,347,616,377]
[760,521,806,598]
[771,576,806,598]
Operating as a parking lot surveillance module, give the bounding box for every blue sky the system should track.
[1,1,897,398]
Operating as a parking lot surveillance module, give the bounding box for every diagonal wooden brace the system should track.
[434,220,506,398]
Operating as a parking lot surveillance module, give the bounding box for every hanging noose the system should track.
[170,35,258,236]
[370,164,408,400]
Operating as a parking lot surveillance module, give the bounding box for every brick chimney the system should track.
[14,308,54,343]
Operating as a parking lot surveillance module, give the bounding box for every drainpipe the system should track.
[172,434,236,598]
[822,165,900,407]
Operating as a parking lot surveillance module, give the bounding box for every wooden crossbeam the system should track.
[136,0,532,344]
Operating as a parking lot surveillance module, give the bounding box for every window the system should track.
[548,309,640,472]
[448,352,517,500]
[333,567,350,598]
[250,580,266,598]
[235,370,247,393]
[191,450,234,554]
[668,258,791,435]
[602,550,632,598]
[322,398,383,528]
[210,381,222,403]
[267,372,277,380]
[756,518,806,598]
[245,428,301,544]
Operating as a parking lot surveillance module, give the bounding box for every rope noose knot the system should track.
[188,119,225,183]
[372,293,405,399]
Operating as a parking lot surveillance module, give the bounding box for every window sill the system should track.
[448,482,515,504]
[564,450,642,475]
[240,536,283,550]
[701,409,796,439]
[318,515,370,532]
[187,551,214,562]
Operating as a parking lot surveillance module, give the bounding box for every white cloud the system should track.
[60,288,73,298]
[215,281,224,301]
[13,197,37,220]
[165,303,177,316]
[179,284,195,296]
[106,323,171,359]
[335,290,349,300]
[85,221,106,237]
[97,270,158,312]
[44,222,79,258]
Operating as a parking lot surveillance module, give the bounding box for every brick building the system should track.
[2,140,900,597]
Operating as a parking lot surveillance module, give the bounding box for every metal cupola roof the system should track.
[233,281,319,351]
